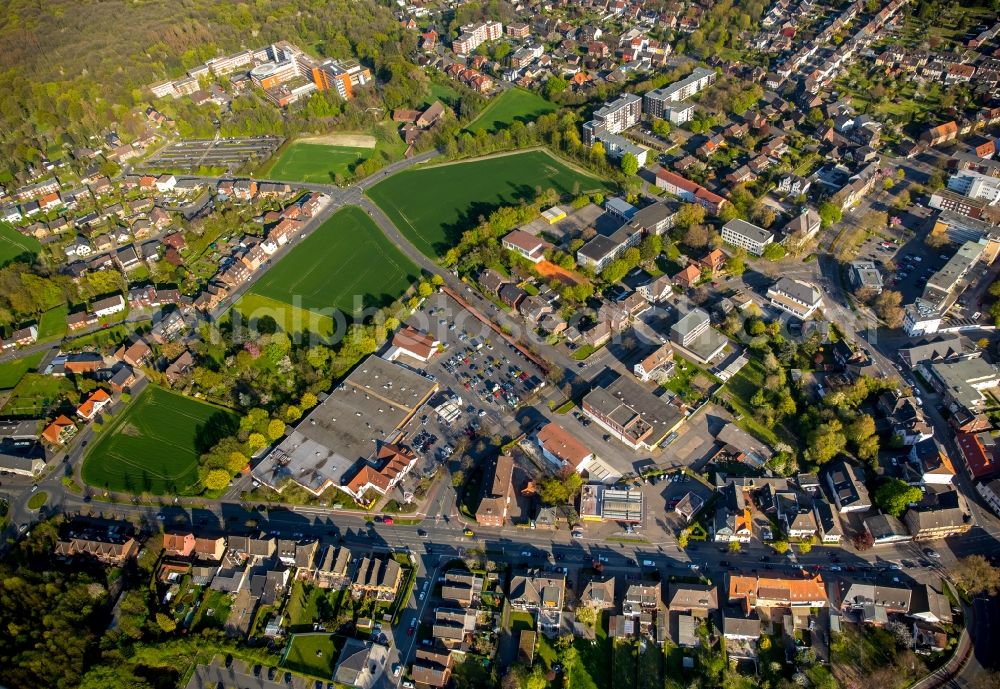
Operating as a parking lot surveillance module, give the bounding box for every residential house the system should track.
[163,532,196,558]
[77,389,112,421]
[767,277,823,319]
[509,572,565,634]
[475,454,514,527]
[536,422,594,475]
[673,264,701,290]
[580,574,617,610]
[54,532,140,566]
[674,492,705,523]
[42,415,77,445]
[864,513,911,544]
[667,584,718,617]
[727,573,828,610]
[314,545,353,589]
[116,338,152,368]
[333,639,388,689]
[432,609,477,648]
[826,460,871,512]
[351,556,402,601]
[193,536,226,561]
[813,500,844,544]
[903,490,970,540]
[410,649,453,689]
[835,579,912,624]
[440,570,482,608]
[714,482,753,543]
[633,344,675,383]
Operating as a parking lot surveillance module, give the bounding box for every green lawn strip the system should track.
[0,372,73,416]
[247,205,419,320]
[637,642,663,689]
[572,344,602,361]
[27,491,47,509]
[286,580,323,630]
[509,611,534,634]
[37,303,68,341]
[281,633,341,678]
[366,150,611,259]
[573,614,613,689]
[234,291,335,338]
[612,639,638,689]
[0,351,45,389]
[0,221,41,266]
[465,88,557,134]
[192,589,232,631]
[81,384,239,495]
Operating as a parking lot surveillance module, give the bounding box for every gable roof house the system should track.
[825,460,871,512]
[667,584,718,616]
[475,454,514,527]
[333,639,388,689]
[314,545,353,589]
[714,482,753,543]
[580,574,617,610]
[351,555,402,601]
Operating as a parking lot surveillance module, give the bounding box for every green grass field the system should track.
[81,385,238,495]
[244,205,419,323]
[37,303,68,341]
[0,222,41,266]
[282,633,341,678]
[0,373,73,416]
[264,142,376,184]
[366,150,610,258]
[0,351,45,389]
[466,88,557,134]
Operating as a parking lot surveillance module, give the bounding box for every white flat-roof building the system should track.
[721,219,773,256]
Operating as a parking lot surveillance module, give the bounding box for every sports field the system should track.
[81,385,238,495]
[0,222,41,266]
[244,205,419,323]
[263,142,376,184]
[366,150,610,258]
[466,88,557,133]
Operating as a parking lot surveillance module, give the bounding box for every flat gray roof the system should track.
[254,355,437,492]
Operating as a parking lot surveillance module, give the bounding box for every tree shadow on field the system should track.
[436,183,538,254]
[194,412,240,454]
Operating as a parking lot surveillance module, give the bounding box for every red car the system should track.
[382,516,394,526]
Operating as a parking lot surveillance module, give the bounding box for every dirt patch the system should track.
[298,133,376,149]
[119,423,141,438]
[535,259,586,286]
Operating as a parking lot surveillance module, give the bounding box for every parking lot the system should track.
[144,136,280,171]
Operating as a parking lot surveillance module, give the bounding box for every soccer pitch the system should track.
[264,142,374,184]
[81,385,238,495]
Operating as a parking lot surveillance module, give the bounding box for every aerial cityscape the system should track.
[1,0,1000,689]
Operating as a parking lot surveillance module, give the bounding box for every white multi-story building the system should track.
[453,20,503,54]
[947,170,1000,204]
[590,93,642,135]
[721,219,773,256]
[643,67,716,118]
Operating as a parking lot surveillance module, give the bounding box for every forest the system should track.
[0,0,422,183]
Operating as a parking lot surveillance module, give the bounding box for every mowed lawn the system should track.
[0,351,45,389]
[82,385,238,495]
[466,88,557,133]
[264,142,375,184]
[0,222,41,266]
[246,205,419,322]
[282,633,341,678]
[366,151,610,258]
